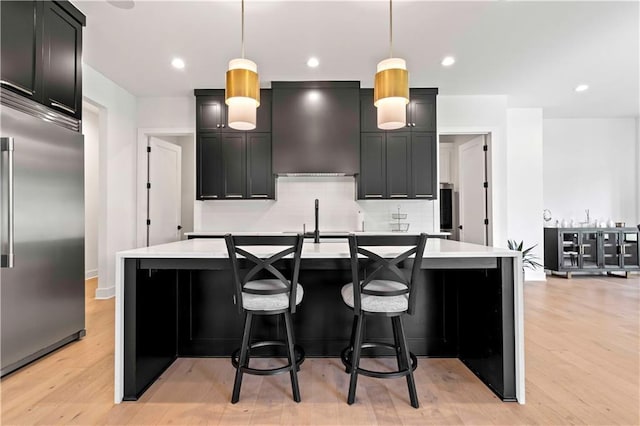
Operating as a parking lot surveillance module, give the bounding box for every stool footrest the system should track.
[341,342,417,379]
[232,341,305,377]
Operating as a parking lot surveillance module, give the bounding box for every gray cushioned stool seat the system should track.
[341,280,408,313]
[243,279,304,311]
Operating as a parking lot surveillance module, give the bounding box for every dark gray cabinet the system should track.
[0,1,42,101]
[411,132,437,198]
[544,227,640,278]
[195,89,273,200]
[272,81,360,175]
[408,90,437,132]
[359,133,386,198]
[386,132,412,198]
[246,133,273,199]
[197,133,222,200]
[0,1,84,119]
[358,88,438,200]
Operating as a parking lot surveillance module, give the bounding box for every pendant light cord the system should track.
[389,0,393,58]
[241,0,245,59]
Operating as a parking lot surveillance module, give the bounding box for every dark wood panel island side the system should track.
[114,238,524,404]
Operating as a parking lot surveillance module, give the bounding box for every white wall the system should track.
[83,64,137,299]
[82,104,99,279]
[543,118,639,226]
[137,97,194,129]
[195,177,436,233]
[507,108,545,281]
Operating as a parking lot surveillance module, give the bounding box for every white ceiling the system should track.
[73,1,639,118]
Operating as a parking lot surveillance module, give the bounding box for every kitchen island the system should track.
[114,237,524,404]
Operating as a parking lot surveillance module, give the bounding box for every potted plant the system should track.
[507,240,543,273]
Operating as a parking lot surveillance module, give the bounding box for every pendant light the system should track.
[226,0,260,130]
[374,0,409,130]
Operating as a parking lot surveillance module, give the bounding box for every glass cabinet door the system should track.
[621,232,639,268]
[602,232,621,268]
[560,232,580,269]
[579,231,600,269]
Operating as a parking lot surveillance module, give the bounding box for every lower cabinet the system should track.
[197,132,273,200]
[544,227,639,276]
[358,131,436,199]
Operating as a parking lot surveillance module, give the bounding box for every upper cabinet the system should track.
[358,88,438,200]
[195,89,274,200]
[0,1,85,120]
[0,1,42,101]
[408,89,437,132]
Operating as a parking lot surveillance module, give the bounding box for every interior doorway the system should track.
[439,133,492,245]
[147,136,182,246]
[136,129,195,247]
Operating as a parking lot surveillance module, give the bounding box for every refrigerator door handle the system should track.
[1,137,14,268]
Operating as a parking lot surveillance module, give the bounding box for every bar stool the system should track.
[224,234,305,403]
[341,233,428,408]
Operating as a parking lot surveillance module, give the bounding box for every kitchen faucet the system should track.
[314,199,320,243]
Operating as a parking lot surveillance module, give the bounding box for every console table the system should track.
[544,227,640,278]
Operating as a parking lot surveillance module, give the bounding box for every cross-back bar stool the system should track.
[224,234,305,403]
[341,233,428,408]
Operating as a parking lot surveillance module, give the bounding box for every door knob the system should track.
[458,225,463,230]
[177,225,183,230]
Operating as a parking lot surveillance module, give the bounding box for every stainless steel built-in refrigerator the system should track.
[1,93,85,376]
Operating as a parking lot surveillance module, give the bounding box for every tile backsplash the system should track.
[195,177,436,233]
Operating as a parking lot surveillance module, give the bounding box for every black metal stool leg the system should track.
[283,311,301,402]
[394,316,419,408]
[345,314,358,373]
[231,312,253,404]
[347,314,364,405]
[391,315,405,372]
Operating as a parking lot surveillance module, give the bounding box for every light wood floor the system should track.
[1,275,638,425]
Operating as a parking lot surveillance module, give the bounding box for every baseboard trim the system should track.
[525,270,547,282]
[85,269,98,280]
[95,286,115,299]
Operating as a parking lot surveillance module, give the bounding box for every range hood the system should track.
[272,81,360,175]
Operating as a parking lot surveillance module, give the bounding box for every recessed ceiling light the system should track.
[106,1,135,9]
[575,84,589,92]
[307,57,319,68]
[171,58,185,70]
[441,56,456,67]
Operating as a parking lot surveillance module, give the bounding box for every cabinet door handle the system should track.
[216,124,221,128]
[1,80,33,96]
[50,101,75,114]
[201,195,218,199]
[415,194,432,198]
[390,194,408,198]
[365,194,383,198]
[406,123,411,127]
[1,137,15,268]
[225,194,243,198]
[221,124,226,128]
[412,123,416,127]
[250,194,269,198]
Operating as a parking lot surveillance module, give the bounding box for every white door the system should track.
[458,137,487,245]
[148,136,182,246]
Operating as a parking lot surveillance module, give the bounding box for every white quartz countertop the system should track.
[117,238,516,259]
[184,231,452,237]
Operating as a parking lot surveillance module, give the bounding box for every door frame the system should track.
[136,128,194,248]
[458,135,490,245]
[146,136,182,246]
[438,126,498,247]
